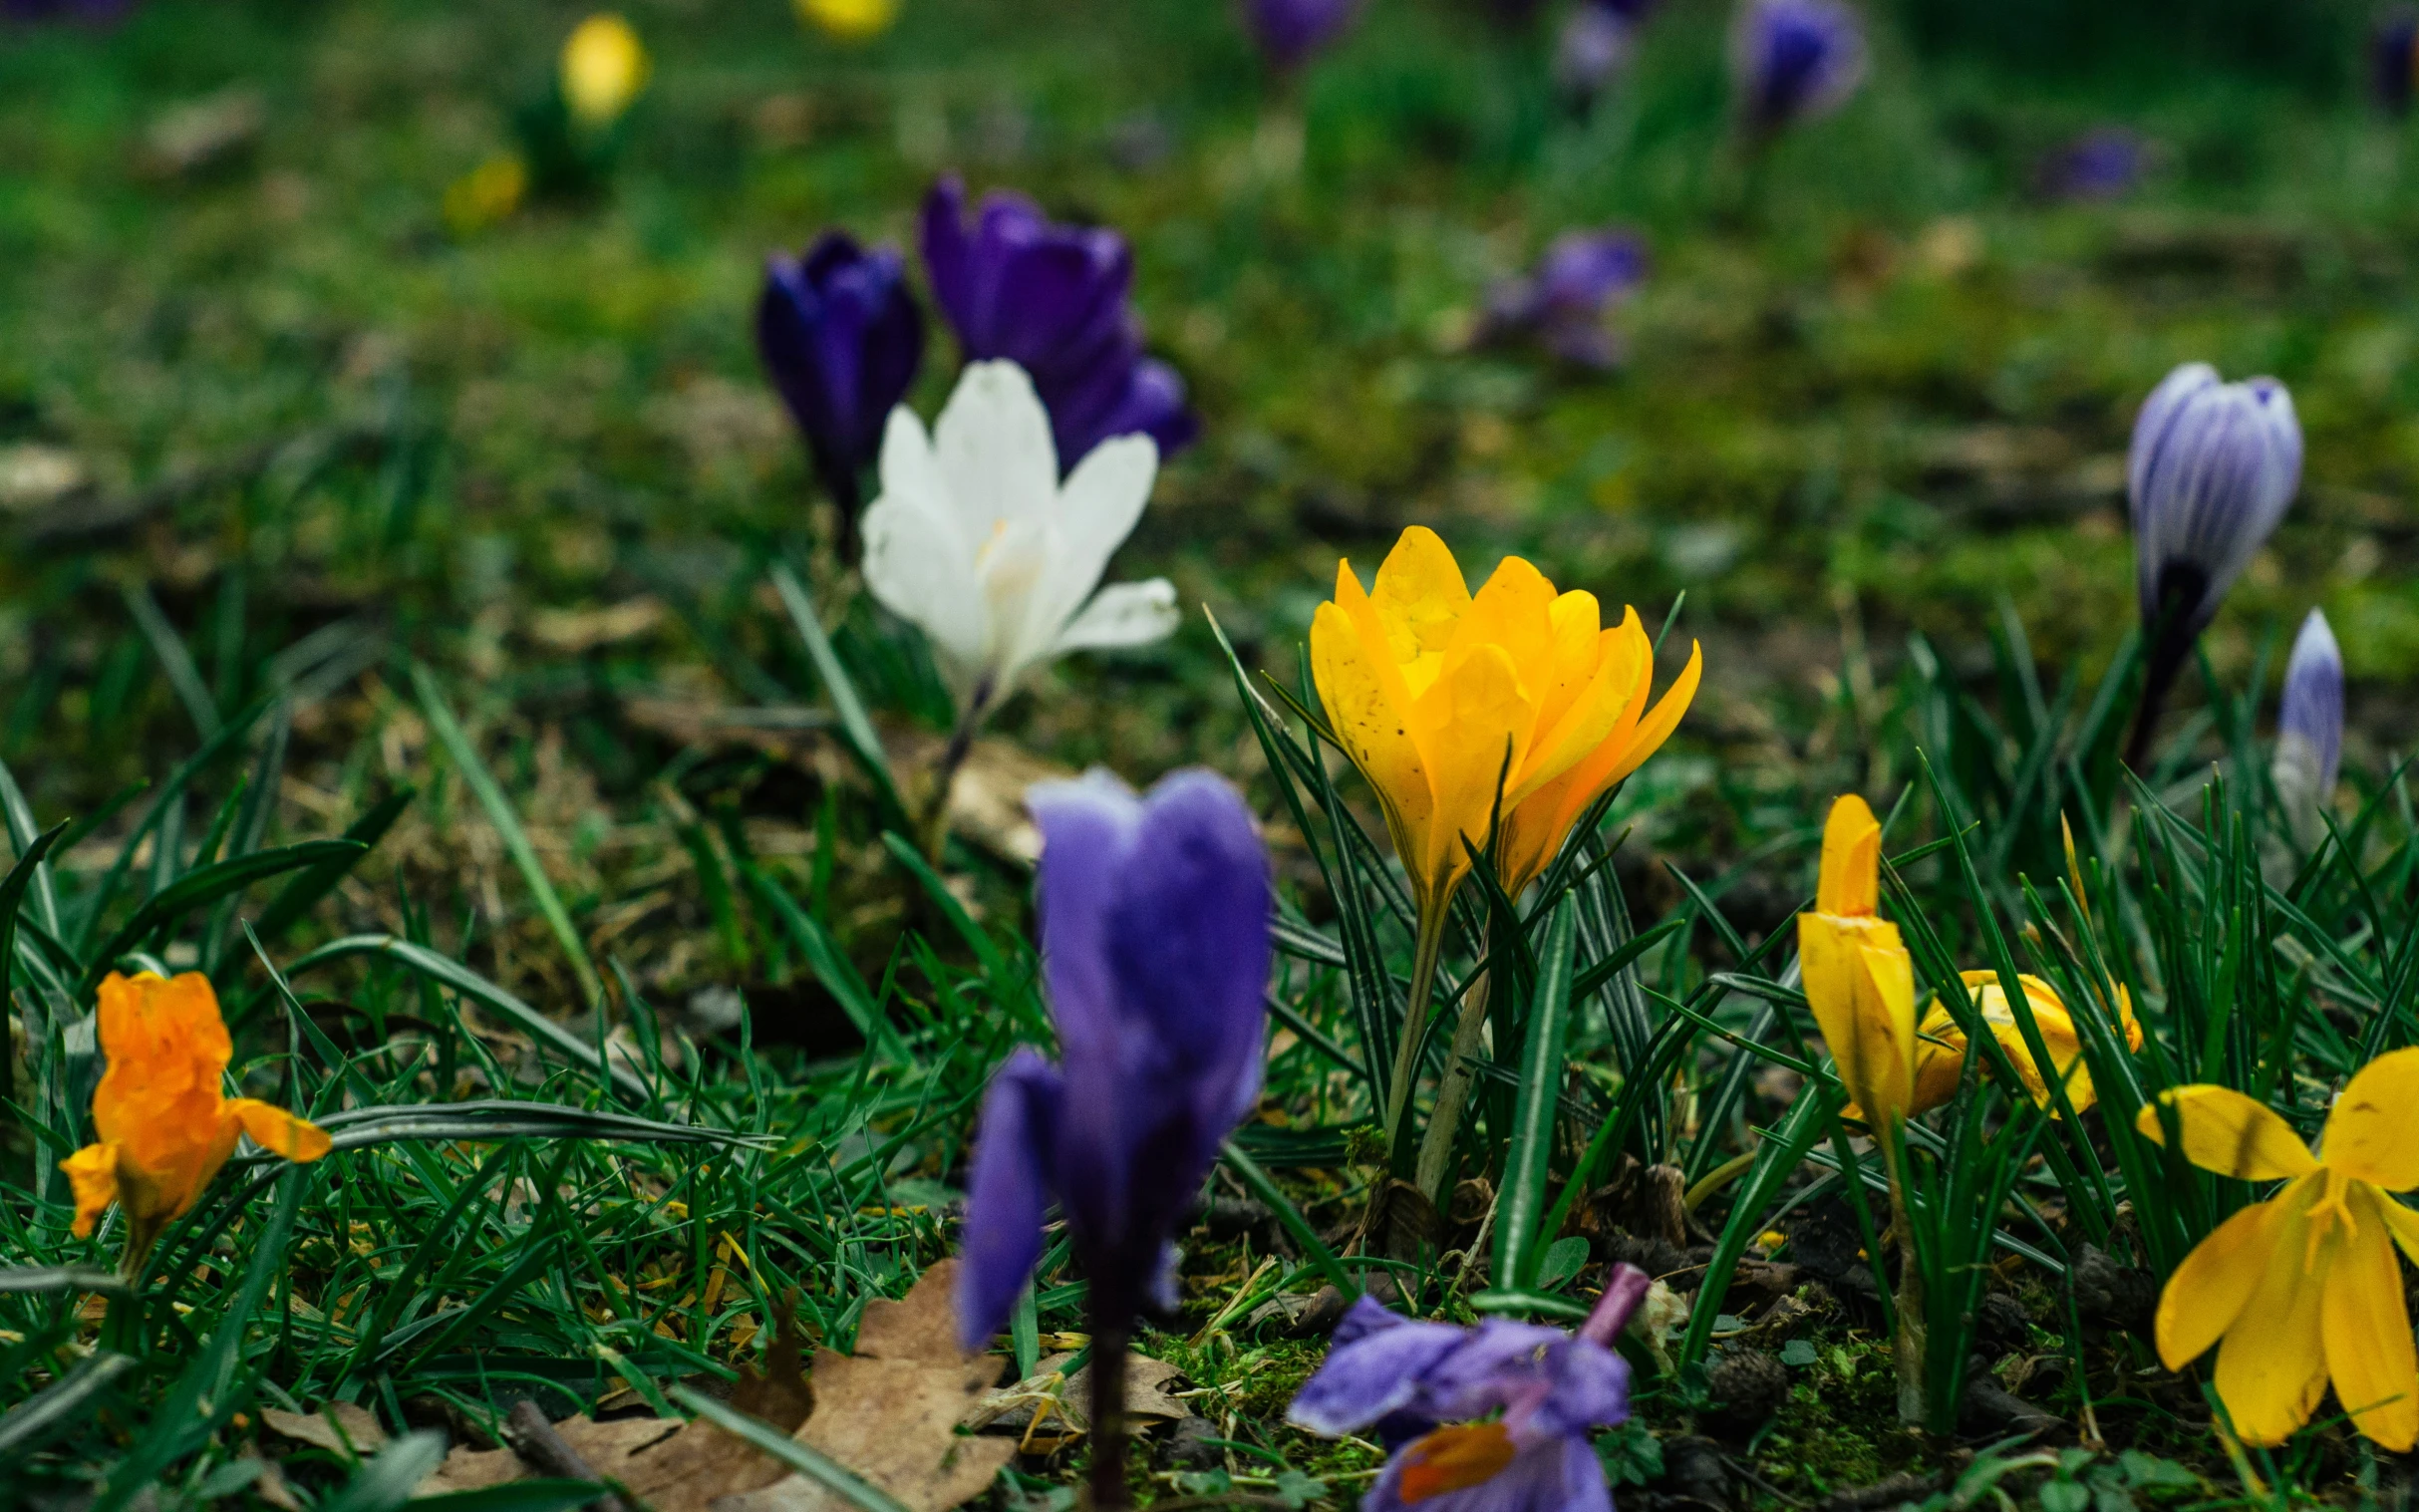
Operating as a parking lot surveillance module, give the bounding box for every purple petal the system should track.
[1730,0,1867,135]
[756,232,926,495]
[2127,363,2301,634]
[1241,0,1361,71]
[2278,608,2343,798]
[1362,1433,1611,1512]
[2377,11,2419,116]
[1518,1338,1631,1441]
[1288,1307,1469,1435]
[956,1049,1063,1352]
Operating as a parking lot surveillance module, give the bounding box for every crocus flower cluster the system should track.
[1482,229,1651,369]
[2272,607,2344,845]
[1883,972,2144,1121]
[756,235,926,548]
[2375,10,2419,117]
[1288,1266,1651,1512]
[957,768,1272,1502]
[2124,362,2302,765]
[1240,0,1361,74]
[1730,0,1867,140]
[62,972,331,1273]
[2140,1052,2419,1449]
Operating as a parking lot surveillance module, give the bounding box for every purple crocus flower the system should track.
[756,232,926,556]
[1730,0,1868,139]
[1289,1267,1652,1512]
[2123,362,2302,766]
[2274,608,2344,823]
[957,765,1271,1330]
[1558,0,1664,100]
[2,0,133,18]
[2375,10,2419,117]
[1484,229,1650,369]
[1240,0,1361,73]
[2036,128,2149,203]
[921,175,1198,473]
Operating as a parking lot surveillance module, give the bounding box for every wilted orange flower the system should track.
[61,972,330,1270]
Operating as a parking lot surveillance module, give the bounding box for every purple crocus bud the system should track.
[2,0,133,19]
[1556,3,1636,102]
[2036,128,2149,203]
[1730,0,1868,139]
[921,175,1198,472]
[2273,608,2343,838]
[2124,362,2302,766]
[1288,1267,1650,1512]
[756,232,926,554]
[1484,229,1650,369]
[956,768,1273,1352]
[2375,10,2419,117]
[1240,0,1361,73]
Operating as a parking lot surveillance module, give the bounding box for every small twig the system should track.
[503,1400,628,1512]
[1720,1452,1812,1509]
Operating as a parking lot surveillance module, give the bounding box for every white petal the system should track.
[861,453,991,678]
[874,405,953,539]
[1053,579,1180,654]
[935,361,1058,548]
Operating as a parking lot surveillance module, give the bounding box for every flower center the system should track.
[1397,1422,1518,1503]
[2305,1170,2358,1273]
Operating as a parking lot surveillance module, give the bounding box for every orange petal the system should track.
[2135,1087,2319,1182]
[229,1100,333,1163]
[60,1143,122,1239]
[1396,1423,1517,1504]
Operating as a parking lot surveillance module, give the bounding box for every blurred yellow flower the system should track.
[443,154,529,236]
[561,13,650,129]
[61,973,330,1272]
[2138,1054,2419,1449]
[1310,526,1697,916]
[795,0,900,41]
[1797,794,1916,1131]
[1897,972,2144,1117]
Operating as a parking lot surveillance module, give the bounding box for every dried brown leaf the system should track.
[260,1402,387,1457]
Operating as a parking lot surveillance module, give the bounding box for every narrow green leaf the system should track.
[1221,1139,1359,1299]
[0,1352,138,1459]
[251,787,414,942]
[77,839,363,996]
[770,564,909,830]
[1496,896,1578,1293]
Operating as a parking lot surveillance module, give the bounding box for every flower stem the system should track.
[1413,968,1493,1206]
[1380,905,1452,1174]
[1881,1141,1926,1428]
[919,683,992,866]
[1087,1315,1131,1512]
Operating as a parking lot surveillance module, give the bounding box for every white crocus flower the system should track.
[862,360,1178,724]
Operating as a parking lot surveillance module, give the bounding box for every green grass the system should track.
[8,0,2419,1505]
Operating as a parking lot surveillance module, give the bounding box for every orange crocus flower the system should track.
[61,972,331,1270]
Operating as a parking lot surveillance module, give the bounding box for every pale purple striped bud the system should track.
[2273,608,2343,835]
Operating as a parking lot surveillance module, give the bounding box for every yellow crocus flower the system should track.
[795,0,900,42]
[2138,1053,2419,1449]
[1797,794,1918,1130]
[1310,526,1698,916]
[1889,973,2146,1119]
[560,14,650,130]
[61,973,331,1272]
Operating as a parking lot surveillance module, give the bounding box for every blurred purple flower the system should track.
[1730,0,1867,139]
[1288,1267,1652,1512]
[921,175,1198,472]
[956,768,1272,1354]
[2036,128,2149,202]
[1484,229,1651,368]
[2375,10,2419,116]
[756,232,926,552]
[2,0,133,19]
[2275,607,2343,806]
[1240,0,1361,72]
[1557,5,1634,101]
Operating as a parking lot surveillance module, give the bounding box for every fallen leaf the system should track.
[528,597,668,653]
[260,1402,387,1458]
[414,1414,693,1499]
[969,1353,1189,1434]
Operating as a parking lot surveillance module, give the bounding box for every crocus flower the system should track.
[860,360,1176,728]
[1,0,134,20]
[2138,1051,2419,1449]
[2036,128,2148,203]
[1797,794,1917,1132]
[1240,0,1361,73]
[920,176,1197,471]
[795,0,898,41]
[1730,0,1867,140]
[957,770,1271,1505]
[61,973,331,1272]
[2375,10,2419,117]
[2272,607,2344,844]
[2125,362,2302,766]
[560,14,649,131]
[1556,2,1638,102]
[1287,1266,1652,1512]
[1483,229,1652,370]
[756,232,927,553]
[1884,973,2145,1120]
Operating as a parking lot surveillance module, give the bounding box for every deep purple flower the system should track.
[2036,128,2149,203]
[1240,0,1361,73]
[1484,229,1650,369]
[2124,362,2302,765]
[2375,10,2419,117]
[921,176,1198,472]
[756,232,926,551]
[2,0,133,19]
[956,768,1272,1352]
[1289,1267,1652,1512]
[2275,608,2343,808]
[1730,0,1868,139]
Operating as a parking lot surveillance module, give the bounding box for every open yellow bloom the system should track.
[560,14,650,129]
[61,973,331,1270]
[1798,795,1917,1129]
[1896,973,2146,1118]
[1310,527,1698,915]
[795,0,900,41]
[2138,1052,2419,1449]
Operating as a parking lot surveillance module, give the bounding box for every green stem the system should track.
[1414,968,1492,1205]
[918,683,992,867]
[1380,905,1452,1173]
[1882,1138,1926,1428]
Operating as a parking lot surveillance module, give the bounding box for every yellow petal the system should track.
[2319,1047,2419,1192]
[2136,1087,2320,1181]
[561,14,649,128]
[1313,586,1436,906]
[2376,1193,2419,1268]
[2155,1186,2291,1368]
[1368,526,1470,667]
[2324,1185,2419,1450]
[1526,589,1609,744]
[1816,795,1881,918]
[1851,941,1918,1125]
[1441,555,1557,691]
[1799,911,1906,1121]
[1411,642,1530,894]
[1908,1007,1966,1116]
[1963,972,2093,1113]
[229,1100,333,1163]
[60,1143,121,1239]
[2212,1179,2329,1445]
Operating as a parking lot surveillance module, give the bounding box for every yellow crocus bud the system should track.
[795,0,900,41]
[1797,795,1917,1129]
[561,14,650,130]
